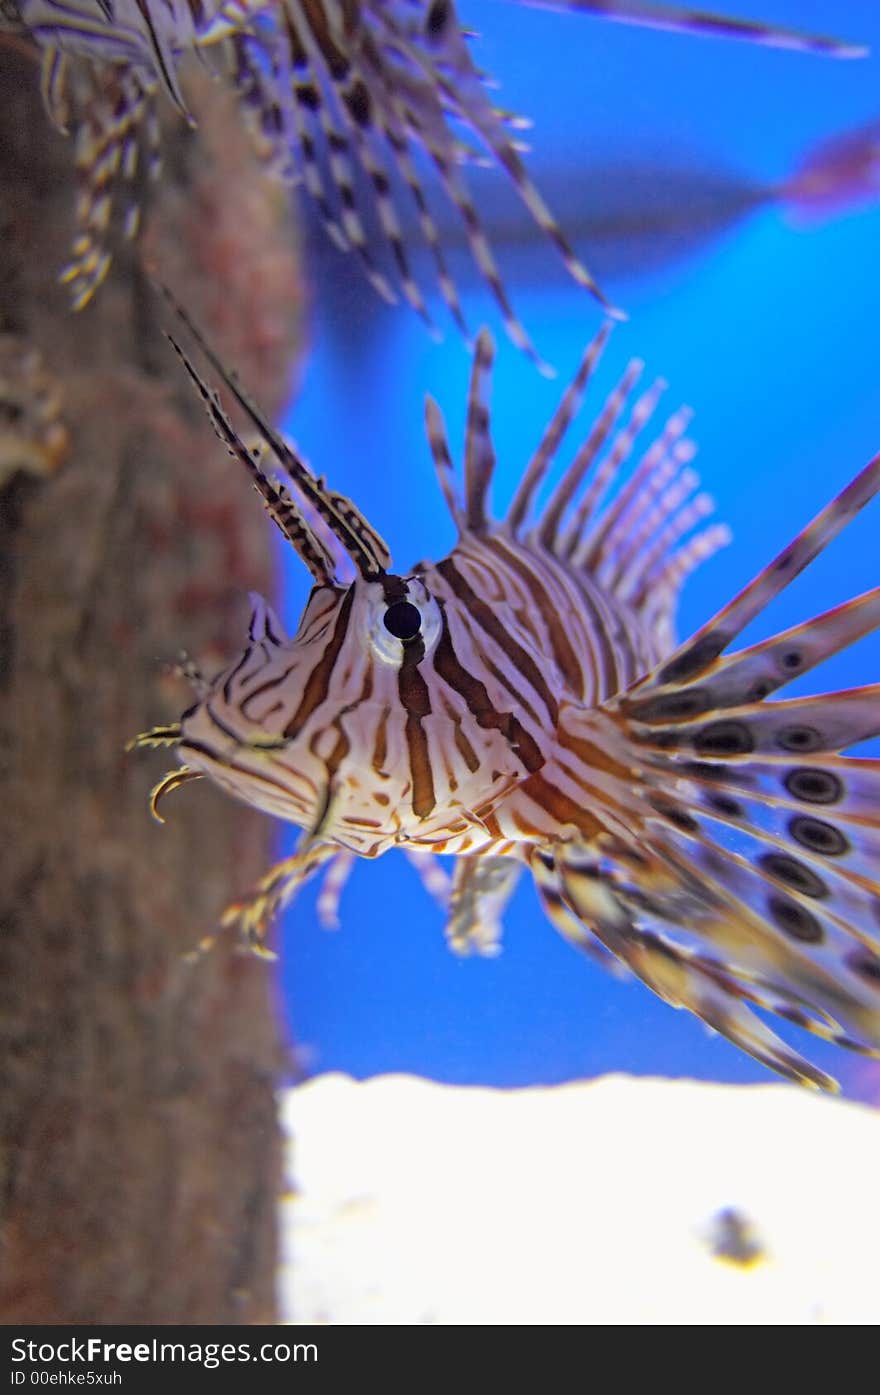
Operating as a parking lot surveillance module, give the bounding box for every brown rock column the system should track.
[0,48,304,1323]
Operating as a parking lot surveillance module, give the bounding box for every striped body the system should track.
[178,526,666,859]
[7,0,864,354]
[133,303,880,1091]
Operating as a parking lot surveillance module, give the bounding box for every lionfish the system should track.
[4,0,864,358]
[131,300,880,1092]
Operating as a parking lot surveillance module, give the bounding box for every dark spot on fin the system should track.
[694,720,754,757]
[628,688,713,722]
[848,949,880,986]
[646,795,699,833]
[425,0,451,35]
[768,894,824,943]
[784,768,844,805]
[759,853,828,899]
[777,725,823,753]
[704,793,745,819]
[344,80,371,127]
[657,633,729,686]
[788,816,849,857]
[747,679,773,701]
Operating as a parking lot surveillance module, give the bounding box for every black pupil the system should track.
[383,600,422,641]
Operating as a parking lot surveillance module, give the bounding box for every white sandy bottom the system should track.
[279,1073,880,1324]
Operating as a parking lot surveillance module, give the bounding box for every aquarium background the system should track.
[275,1,880,1097]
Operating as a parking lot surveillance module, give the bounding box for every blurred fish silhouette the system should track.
[2,0,865,360]
[131,296,880,1091]
[781,119,880,222]
[405,116,880,295]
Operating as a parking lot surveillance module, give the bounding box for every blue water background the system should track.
[272,1,880,1094]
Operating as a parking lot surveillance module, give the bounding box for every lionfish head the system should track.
[132,296,522,853]
[173,557,452,846]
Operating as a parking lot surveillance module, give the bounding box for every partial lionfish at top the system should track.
[7,1,866,361]
[130,296,880,1091]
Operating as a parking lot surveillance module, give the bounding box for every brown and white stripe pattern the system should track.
[132,305,880,1088]
[10,0,864,352]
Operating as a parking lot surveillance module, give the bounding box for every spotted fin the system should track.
[626,450,880,703]
[552,838,845,1090]
[544,454,880,1086]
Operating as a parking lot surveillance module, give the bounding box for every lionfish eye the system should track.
[383,600,422,642]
